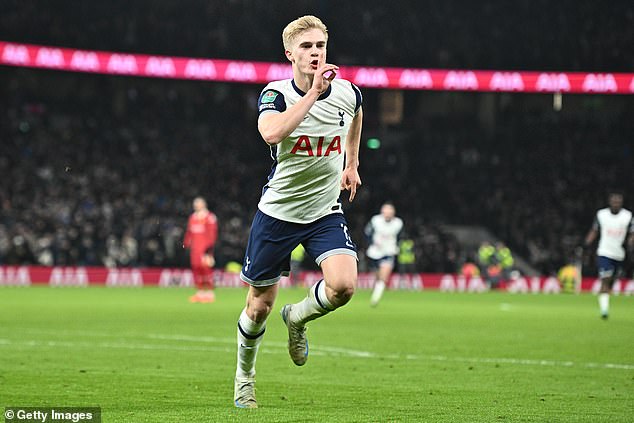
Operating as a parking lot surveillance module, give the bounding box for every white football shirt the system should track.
[365,215,403,259]
[594,208,634,261]
[256,79,362,224]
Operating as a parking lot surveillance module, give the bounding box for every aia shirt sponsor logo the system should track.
[290,136,341,156]
[605,228,625,238]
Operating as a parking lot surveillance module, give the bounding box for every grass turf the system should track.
[0,286,632,422]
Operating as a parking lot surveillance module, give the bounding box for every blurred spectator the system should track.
[397,238,416,274]
[558,263,580,294]
[460,260,480,279]
[495,242,514,280]
[476,241,513,288]
[289,244,306,287]
[477,241,495,277]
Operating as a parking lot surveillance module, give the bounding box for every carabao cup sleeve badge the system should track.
[262,91,278,103]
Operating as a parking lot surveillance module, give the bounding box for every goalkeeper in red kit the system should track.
[183,197,218,303]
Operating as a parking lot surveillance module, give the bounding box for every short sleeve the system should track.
[350,82,362,114]
[258,88,286,116]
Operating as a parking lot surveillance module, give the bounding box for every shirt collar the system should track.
[291,79,332,100]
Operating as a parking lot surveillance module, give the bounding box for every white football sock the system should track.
[370,280,386,306]
[290,280,334,326]
[598,293,610,316]
[236,308,265,378]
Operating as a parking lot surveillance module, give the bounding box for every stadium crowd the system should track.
[0,69,464,271]
[1,2,633,275]
[0,69,463,272]
[2,68,632,276]
[399,109,633,274]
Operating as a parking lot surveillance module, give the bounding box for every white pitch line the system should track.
[4,329,375,357]
[147,333,376,357]
[0,334,632,370]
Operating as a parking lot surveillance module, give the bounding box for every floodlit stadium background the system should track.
[1,1,633,289]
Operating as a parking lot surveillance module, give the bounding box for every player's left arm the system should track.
[583,216,599,248]
[341,107,363,202]
[396,220,404,254]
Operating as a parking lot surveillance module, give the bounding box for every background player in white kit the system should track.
[583,192,634,319]
[365,202,403,307]
[233,16,363,408]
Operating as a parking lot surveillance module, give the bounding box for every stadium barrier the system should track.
[2,41,634,94]
[1,266,633,295]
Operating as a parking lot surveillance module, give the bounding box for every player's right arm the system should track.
[258,61,338,145]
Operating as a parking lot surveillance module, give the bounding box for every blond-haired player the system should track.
[234,15,363,408]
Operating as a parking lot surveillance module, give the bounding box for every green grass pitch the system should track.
[0,286,632,422]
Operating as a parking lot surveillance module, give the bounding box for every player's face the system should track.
[287,28,327,75]
[193,199,206,212]
[381,204,395,220]
[608,194,623,212]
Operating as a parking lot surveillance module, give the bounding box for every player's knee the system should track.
[328,277,356,307]
[336,284,355,305]
[246,297,274,323]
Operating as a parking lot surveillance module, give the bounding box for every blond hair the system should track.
[282,15,328,51]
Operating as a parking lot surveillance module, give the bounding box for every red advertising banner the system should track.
[2,41,634,94]
[1,266,633,295]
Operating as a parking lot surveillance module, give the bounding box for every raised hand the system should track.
[311,59,339,94]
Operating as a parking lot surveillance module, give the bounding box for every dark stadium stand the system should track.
[1,0,633,71]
